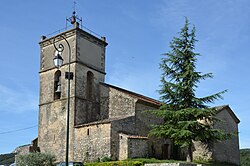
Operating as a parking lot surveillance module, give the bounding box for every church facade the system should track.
[37,21,240,165]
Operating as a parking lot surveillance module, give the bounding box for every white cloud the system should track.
[0,84,38,113]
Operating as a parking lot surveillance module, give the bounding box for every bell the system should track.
[55,85,61,93]
[71,16,76,24]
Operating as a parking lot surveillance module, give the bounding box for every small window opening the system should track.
[54,70,61,100]
[87,129,90,135]
[86,71,94,100]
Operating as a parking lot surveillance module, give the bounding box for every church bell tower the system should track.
[38,12,108,161]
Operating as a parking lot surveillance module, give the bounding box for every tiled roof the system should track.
[119,133,148,139]
[74,116,131,128]
[127,135,148,139]
[74,118,112,128]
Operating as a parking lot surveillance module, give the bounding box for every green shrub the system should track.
[132,161,143,166]
[16,152,56,166]
[0,153,15,165]
[124,158,180,164]
[241,149,250,166]
[100,157,113,162]
[85,160,143,166]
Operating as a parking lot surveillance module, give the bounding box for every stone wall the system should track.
[127,136,148,159]
[118,133,129,160]
[118,133,148,160]
[135,102,161,136]
[135,102,171,159]
[99,84,110,120]
[39,31,76,72]
[193,141,212,161]
[38,99,76,162]
[73,122,112,162]
[39,30,78,163]
[74,27,107,125]
[193,107,240,165]
[12,145,31,155]
[38,28,108,162]
[212,108,240,165]
[99,84,140,160]
[39,31,77,162]
[74,64,104,100]
[76,29,107,73]
[111,116,136,160]
[108,87,137,118]
[74,64,105,125]
[100,83,138,120]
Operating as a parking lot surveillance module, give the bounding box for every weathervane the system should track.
[66,1,82,28]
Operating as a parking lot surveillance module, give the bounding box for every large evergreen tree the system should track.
[150,18,229,162]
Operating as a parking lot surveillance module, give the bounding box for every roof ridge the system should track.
[100,82,161,106]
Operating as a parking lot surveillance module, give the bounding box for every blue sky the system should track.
[0,0,249,154]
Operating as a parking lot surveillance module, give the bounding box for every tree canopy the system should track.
[149,18,229,162]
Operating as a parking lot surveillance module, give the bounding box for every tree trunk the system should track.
[186,145,193,162]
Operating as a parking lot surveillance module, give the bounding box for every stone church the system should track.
[37,15,240,165]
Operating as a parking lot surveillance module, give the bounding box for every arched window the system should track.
[86,71,94,100]
[54,70,61,100]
